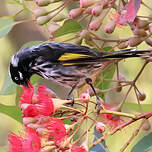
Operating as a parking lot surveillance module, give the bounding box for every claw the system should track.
[66,96,75,106]
[96,97,102,114]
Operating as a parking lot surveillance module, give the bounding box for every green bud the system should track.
[128,37,144,47]
[36,0,62,7]
[36,15,51,25]
[118,41,128,49]
[33,8,49,18]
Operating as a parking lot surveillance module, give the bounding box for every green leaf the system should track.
[94,64,115,98]
[54,19,82,37]
[15,86,22,105]
[123,103,152,112]
[0,73,17,95]
[21,41,44,49]
[0,16,15,38]
[131,133,152,152]
[0,104,22,123]
[6,0,22,5]
[145,146,152,152]
[30,74,41,85]
[103,46,113,52]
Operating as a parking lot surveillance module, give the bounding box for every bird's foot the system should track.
[66,96,75,106]
[95,97,102,114]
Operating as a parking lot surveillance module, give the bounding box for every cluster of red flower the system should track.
[8,84,87,152]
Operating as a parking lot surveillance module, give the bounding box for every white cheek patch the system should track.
[11,55,19,67]
[19,71,23,80]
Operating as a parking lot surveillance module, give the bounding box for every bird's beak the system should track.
[23,80,29,88]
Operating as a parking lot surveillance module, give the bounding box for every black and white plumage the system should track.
[9,42,152,88]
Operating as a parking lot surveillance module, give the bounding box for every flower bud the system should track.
[104,20,116,34]
[145,38,152,47]
[52,13,66,22]
[78,29,92,41]
[135,19,149,29]
[80,0,96,8]
[117,41,128,49]
[137,91,146,101]
[33,8,49,18]
[92,3,103,16]
[89,17,103,31]
[84,6,94,14]
[148,26,152,35]
[69,8,84,19]
[116,82,122,92]
[142,119,151,131]
[36,0,61,6]
[128,37,144,47]
[96,122,106,133]
[36,15,51,25]
[80,92,90,103]
[133,28,147,37]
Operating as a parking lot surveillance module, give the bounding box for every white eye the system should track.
[15,77,19,81]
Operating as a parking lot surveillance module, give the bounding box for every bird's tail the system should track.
[99,48,152,59]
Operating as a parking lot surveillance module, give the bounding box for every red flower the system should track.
[23,128,41,152]
[71,146,88,152]
[8,134,23,152]
[100,103,124,129]
[20,85,34,104]
[45,117,67,144]
[23,104,39,117]
[20,85,54,118]
[36,85,54,116]
[8,128,41,152]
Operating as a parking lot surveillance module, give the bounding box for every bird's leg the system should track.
[66,83,77,106]
[85,78,102,113]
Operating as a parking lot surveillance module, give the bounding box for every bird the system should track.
[9,42,152,111]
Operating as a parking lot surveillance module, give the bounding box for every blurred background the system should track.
[0,0,152,151]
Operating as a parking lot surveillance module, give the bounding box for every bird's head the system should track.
[9,54,32,87]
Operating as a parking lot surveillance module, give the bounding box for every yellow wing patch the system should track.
[58,53,90,61]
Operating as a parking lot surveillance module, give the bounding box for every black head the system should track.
[9,54,32,87]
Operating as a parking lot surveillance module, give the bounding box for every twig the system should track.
[120,119,146,152]
[89,111,152,149]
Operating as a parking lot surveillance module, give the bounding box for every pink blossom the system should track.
[110,12,122,27]
[45,117,67,144]
[8,128,41,152]
[20,84,34,104]
[71,146,88,152]
[100,103,124,128]
[20,85,54,118]
[36,85,55,116]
